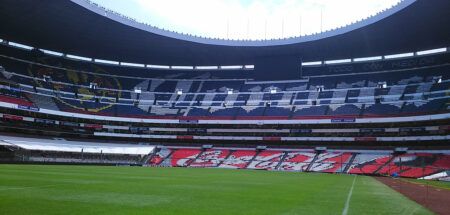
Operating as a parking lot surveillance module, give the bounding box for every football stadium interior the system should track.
[0,0,449,214]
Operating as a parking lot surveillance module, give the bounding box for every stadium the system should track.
[0,0,449,214]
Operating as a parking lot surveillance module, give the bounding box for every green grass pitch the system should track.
[0,165,433,215]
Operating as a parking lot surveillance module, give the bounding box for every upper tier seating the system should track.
[0,45,449,119]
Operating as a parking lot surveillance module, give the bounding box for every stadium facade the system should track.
[0,0,449,180]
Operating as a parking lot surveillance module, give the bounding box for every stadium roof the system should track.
[0,0,449,65]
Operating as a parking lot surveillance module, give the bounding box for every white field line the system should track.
[0,184,58,191]
[342,175,357,215]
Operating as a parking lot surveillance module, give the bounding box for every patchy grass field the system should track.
[0,165,432,215]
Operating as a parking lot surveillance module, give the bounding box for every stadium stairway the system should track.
[140,152,155,165]
[26,93,59,111]
[196,82,204,93]
[342,153,358,173]
[216,150,233,167]
[159,149,176,167]
[187,149,206,167]
[373,155,397,175]
[306,153,320,172]
[244,150,261,169]
[274,151,289,170]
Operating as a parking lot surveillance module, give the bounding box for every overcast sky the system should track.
[90,0,401,40]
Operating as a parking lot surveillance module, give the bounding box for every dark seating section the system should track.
[328,104,363,116]
[402,98,448,114]
[210,107,239,118]
[264,106,292,117]
[237,107,266,118]
[292,105,329,117]
[363,103,403,116]
[187,107,210,117]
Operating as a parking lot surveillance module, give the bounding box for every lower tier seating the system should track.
[218,150,257,169]
[190,149,230,167]
[247,151,284,170]
[166,148,202,167]
[149,148,450,178]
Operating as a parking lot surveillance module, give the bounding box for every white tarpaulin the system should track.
[0,136,154,155]
[0,141,13,146]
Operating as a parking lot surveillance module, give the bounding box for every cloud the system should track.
[90,0,401,40]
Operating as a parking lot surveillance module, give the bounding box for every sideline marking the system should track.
[342,175,357,215]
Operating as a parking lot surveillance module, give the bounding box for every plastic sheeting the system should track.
[1,136,154,155]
